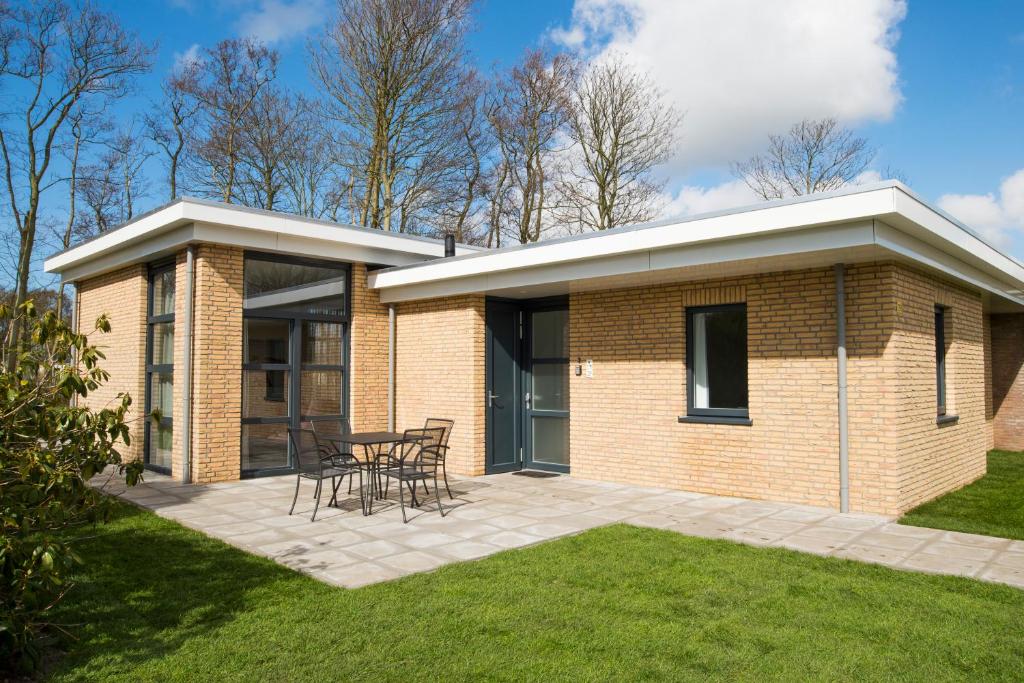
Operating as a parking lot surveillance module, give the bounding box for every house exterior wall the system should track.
[190,244,244,483]
[569,265,900,514]
[350,262,390,432]
[75,263,149,463]
[394,295,486,476]
[990,313,1024,451]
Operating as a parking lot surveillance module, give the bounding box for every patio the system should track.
[95,470,1024,590]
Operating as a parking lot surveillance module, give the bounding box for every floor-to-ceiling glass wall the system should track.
[144,261,176,473]
[241,253,349,476]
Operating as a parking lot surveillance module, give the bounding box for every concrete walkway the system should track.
[95,470,1024,590]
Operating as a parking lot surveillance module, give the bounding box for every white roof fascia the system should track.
[44,198,480,280]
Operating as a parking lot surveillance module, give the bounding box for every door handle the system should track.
[524,392,531,408]
[488,392,499,408]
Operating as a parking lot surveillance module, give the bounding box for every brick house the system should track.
[44,182,1024,516]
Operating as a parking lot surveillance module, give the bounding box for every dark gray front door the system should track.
[485,300,521,473]
[524,307,570,472]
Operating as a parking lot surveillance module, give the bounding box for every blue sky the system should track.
[23,0,1024,264]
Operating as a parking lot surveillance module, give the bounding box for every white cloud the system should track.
[938,170,1024,247]
[663,179,761,218]
[236,0,328,44]
[552,0,907,167]
[172,43,202,72]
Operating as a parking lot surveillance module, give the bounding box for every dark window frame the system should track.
[685,303,750,422]
[144,259,176,475]
[935,304,947,417]
[241,252,351,477]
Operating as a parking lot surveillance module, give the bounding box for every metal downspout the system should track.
[181,246,196,483]
[387,304,396,432]
[835,263,850,513]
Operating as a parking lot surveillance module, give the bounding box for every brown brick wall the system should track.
[191,244,244,483]
[991,313,1024,451]
[350,263,390,432]
[569,265,899,513]
[75,264,149,463]
[890,266,988,511]
[395,295,486,476]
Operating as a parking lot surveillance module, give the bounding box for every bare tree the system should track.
[0,0,151,359]
[106,121,153,220]
[488,49,576,244]
[281,109,344,219]
[312,0,474,231]
[236,85,303,211]
[731,117,874,200]
[77,149,119,234]
[146,62,199,201]
[186,38,278,203]
[560,57,678,231]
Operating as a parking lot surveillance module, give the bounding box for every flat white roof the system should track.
[368,182,1024,312]
[44,197,484,282]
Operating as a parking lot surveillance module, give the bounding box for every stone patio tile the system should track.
[177,513,242,528]
[484,514,536,530]
[744,518,809,535]
[321,563,406,588]
[347,539,408,560]
[684,496,742,510]
[229,529,289,548]
[666,517,734,539]
[517,522,586,538]
[723,527,786,546]
[991,551,1024,570]
[940,531,1013,550]
[629,513,686,530]
[900,552,985,578]
[728,502,788,519]
[440,541,503,561]
[775,533,848,556]
[791,525,864,542]
[204,521,274,537]
[309,530,368,548]
[285,549,363,571]
[261,514,324,529]
[379,551,450,573]
[768,507,833,523]
[438,520,501,540]
[878,523,941,538]
[520,505,575,520]
[663,503,714,519]
[849,531,930,552]
[979,565,1024,589]
[448,505,504,521]
[551,500,599,514]
[917,541,998,562]
[390,531,464,550]
[477,530,546,549]
[815,515,886,531]
[581,507,641,522]
[256,539,315,558]
[833,544,912,567]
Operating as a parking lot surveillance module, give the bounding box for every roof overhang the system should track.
[368,182,1024,313]
[43,198,484,282]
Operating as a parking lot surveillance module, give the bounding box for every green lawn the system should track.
[900,450,1024,541]
[46,503,1024,682]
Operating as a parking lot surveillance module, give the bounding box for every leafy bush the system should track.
[0,302,142,672]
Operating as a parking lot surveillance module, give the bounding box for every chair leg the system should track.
[311,480,322,522]
[434,472,445,518]
[442,463,453,500]
[397,476,408,523]
[288,475,301,515]
[408,479,419,507]
[329,475,342,507]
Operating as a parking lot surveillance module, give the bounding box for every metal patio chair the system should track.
[310,418,358,494]
[287,427,363,521]
[422,418,454,499]
[378,427,447,523]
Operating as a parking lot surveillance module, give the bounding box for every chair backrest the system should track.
[410,426,447,465]
[309,417,351,439]
[423,418,453,449]
[287,427,332,473]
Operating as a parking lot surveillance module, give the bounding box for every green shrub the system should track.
[0,302,142,672]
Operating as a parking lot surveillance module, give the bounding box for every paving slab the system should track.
[94,470,1024,591]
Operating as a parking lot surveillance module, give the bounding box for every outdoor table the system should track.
[331,431,424,515]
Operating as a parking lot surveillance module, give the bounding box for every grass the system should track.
[45,502,1024,682]
[900,450,1024,541]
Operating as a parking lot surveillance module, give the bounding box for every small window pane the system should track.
[691,306,748,412]
[149,372,173,418]
[245,319,290,364]
[532,310,568,358]
[151,322,174,365]
[300,369,343,416]
[532,362,568,411]
[302,321,344,365]
[531,416,569,466]
[148,423,173,470]
[244,258,346,313]
[152,269,175,316]
[242,423,289,471]
[243,370,290,418]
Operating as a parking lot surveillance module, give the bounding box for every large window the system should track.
[145,262,175,472]
[685,304,749,422]
[935,305,947,417]
[241,253,349,475]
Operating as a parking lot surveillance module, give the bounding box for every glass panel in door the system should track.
[527,308,569,471]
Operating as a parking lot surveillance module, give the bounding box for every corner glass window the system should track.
[145,262,175,473]
[935,305,947,416]
[687,304,748,418]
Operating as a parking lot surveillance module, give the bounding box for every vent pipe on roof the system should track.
[444,234,455,258]
[835,263,850,513]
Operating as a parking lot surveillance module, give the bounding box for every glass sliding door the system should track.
[241,253,349,476]
[525,306,570,472]
[144,263,176,473]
